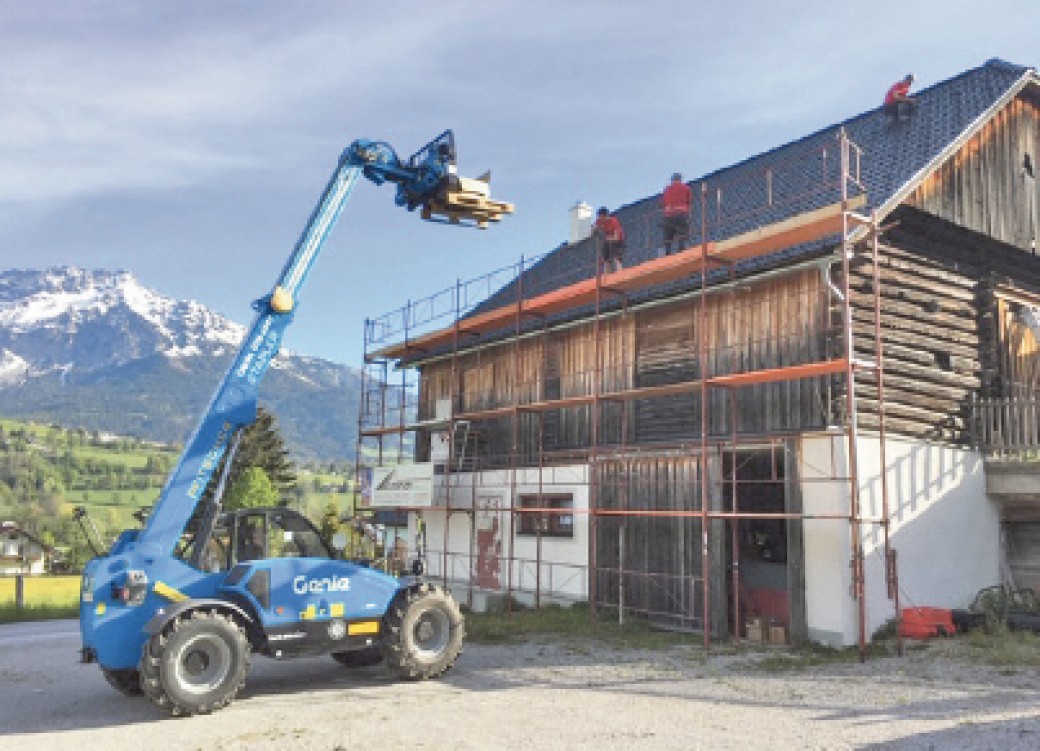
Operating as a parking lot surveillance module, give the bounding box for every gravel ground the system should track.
[1,620,1039,750]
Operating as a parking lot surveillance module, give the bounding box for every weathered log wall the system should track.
[633,269,835,442]
[854,206,1040,441]
[417,268,838,464]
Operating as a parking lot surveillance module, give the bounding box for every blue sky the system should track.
[2,1,1038,366]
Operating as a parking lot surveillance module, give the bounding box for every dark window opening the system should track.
[518,494,574,538]
[933,351,953,372]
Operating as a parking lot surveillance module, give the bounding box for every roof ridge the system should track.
[613,58,1033,217]
[457,57,1035,332]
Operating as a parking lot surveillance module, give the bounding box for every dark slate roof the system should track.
[467,59,1034,322]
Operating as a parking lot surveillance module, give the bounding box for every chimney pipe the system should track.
[569,201,593,245]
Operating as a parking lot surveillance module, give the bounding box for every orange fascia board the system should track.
[711,195,864,263]
[708,358,848,387]
[371,199,860,361]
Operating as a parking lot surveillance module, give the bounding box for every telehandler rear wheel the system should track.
[383,583,464,680]
[140,609,250,716]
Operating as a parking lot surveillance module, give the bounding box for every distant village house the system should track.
[0,521,52,576]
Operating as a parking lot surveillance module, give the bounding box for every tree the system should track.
[225,467,280,510]
[204,407,297,505]
[319,502,341,543]
[40,491,63,517]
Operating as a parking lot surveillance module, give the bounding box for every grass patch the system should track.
[0,603,79,623]
[465,602,693,650]
[752,645,864,673]
[0,576,80,608]
[751,639,903,673]
[957,627,1040,667]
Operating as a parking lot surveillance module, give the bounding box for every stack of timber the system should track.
[422,176,514,229]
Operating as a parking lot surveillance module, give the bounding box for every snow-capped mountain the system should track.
[0,267,362,459]
[0,267,243,377]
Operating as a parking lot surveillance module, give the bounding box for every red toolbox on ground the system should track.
[898,607,955,639]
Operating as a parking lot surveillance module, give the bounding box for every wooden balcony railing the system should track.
[972,393,1040,460]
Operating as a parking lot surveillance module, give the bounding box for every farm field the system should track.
[0,417,359,572]
[0,575,79,607]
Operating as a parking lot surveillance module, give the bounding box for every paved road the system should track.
[4,619,1040,750]
[0,619,80,648]
[0,619,389,749]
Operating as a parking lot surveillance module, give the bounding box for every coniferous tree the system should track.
[204,407,298,506]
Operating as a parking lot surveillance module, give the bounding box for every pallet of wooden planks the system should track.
[421,175,515,229]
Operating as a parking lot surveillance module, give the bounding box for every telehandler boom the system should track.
[79,131,511,715]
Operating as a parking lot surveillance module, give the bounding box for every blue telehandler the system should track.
[78,131,512,715]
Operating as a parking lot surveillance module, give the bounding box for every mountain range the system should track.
[0,267,362,460]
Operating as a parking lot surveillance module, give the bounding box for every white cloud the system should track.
[0,5,468,204]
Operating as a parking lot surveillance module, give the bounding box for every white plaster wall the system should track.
[800,434,999,646]
[408,465,590,602]
[858,435,998,637]
[800,434,853,646]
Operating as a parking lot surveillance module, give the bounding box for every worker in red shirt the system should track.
[883,74,915,120]
[593,207,625,274]
[661,172,692,255]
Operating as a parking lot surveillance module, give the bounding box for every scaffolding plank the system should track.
[708,358,848,387]
[371,199,861,361]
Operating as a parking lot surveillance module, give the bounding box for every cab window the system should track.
[200,520,231,572]
[235,514,268,562]
[270,512,330,559]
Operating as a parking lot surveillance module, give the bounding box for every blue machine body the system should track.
[80,132,459,671]
[80,550,402,669]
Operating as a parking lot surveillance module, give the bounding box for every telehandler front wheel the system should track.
[140,609,250,716]
[383,583,464,680]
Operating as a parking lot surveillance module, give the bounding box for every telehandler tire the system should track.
[140,609,250,716]
[103,668,143,696]
[331,645,384,668]
[383,583,464,680]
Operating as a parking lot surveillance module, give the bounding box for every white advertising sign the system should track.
[370,463,435,507]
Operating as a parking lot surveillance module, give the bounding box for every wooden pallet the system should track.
[422,191,515,229]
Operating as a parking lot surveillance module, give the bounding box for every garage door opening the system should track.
[723,448,794,641]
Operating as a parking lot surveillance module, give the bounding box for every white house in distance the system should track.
[359,59,1040,649]
[0,521,50,575]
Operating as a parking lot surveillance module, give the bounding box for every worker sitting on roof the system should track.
[661,172,692,256]
[883,74,916,121]
[593,207,625,274]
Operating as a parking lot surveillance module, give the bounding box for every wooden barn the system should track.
[359,59,1040,648]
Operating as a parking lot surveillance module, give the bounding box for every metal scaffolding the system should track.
[357,130,900,655]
